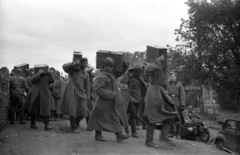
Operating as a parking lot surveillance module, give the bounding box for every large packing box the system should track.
[73,51,82,62]
[96,50,124,72]
[146,45,167,65]
[14,63,29,72]
[34,64,49,74]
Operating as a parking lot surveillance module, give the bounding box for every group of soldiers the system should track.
[6,51,193,148]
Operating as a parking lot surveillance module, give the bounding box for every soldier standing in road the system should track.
[88,57,130,142]
[138,53,179,148]
[167,72,186,138]
[120,65,147,138]
[9,68,29,124]
[23,69,54,130]
[61,58,90,133]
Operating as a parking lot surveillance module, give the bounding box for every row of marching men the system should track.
[85,54,186,148]
[8,60,95,131]
[9,51,186,148]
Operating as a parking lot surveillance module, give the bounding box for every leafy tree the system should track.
[174,0,240,109]
[123,51,146,64]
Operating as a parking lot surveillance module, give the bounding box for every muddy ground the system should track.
[0,117,229,155]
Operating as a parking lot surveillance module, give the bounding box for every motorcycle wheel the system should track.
[200,128,210,142]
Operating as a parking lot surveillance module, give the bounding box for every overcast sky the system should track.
[0,0,188,74]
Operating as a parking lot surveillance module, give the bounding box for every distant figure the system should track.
[183,106,203,123]
[9,68,29,124]
[53,70,66,120]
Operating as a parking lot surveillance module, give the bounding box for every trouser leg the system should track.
[70,116,76,130]
[160,119,176,146]
[70,116,80,133]
[9,110,15,124]
[145,123,155,144]
[30,114,38,129]
[19,110,26,124]
[129,119,137,134]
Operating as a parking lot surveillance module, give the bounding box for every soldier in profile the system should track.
[88,57,130,142]
[9,68,29,124]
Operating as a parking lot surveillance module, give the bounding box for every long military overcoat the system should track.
[61,62,90,117]
[23,73,54,116]
[137,61,179,124]
[88,71,129,132]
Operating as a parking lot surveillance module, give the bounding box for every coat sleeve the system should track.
[178,82,186,106]
[62,62,77,75]
[48,73,54,84]
[30,73,41,83]
[23,78,29,93]
[120,72,129,84]
[85,72,90,100]
[95,76,117,100]
[145,61,163,76]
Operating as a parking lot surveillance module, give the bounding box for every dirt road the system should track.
[0,118,228,155]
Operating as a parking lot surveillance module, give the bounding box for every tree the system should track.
[123,51,146,64]
[174,0,240,109]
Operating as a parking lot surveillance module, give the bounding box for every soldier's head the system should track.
[50,67,55,74]
[81,57,88,70]
[103,57,115,73]
[15,68,22,76]
[54,70,60,80]
[133,65,143,78]
[169,71,177,82]
[23,69,30,78]
[188,106,193,112]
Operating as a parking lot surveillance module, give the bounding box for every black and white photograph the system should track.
[0,0,240,155]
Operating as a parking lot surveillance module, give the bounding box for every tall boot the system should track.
[160,121,176,146]
[44,116,52,131]
[125,126,130,135]
[76,116,83,129]
[19,110,26,124]
[142,121,147,130]
[145,124,159,148]
[95,130,105,141]
[30,114,38,129]
[130,119,139,138]
[15,112,19,121]
[115,132,130,142]
[9,110,15,124]
[70,116,80,133]
[85,117,89,125]
[136,117,141,130]
[85,117,93,131]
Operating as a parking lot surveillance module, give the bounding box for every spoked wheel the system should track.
[200,128,210,142]
[216,139,225,150]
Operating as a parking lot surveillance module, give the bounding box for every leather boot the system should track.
[44,116,52,131]
[145,124,159,148]
[130,119,139,138]
[70,116,80,133]
[30,114,38,129]
[125,126,130,135]
[19,110,26,124]
[159,122,176,146]
[142,122,147,130]
[115,132,130,142]
[95,130,105,141]
[10,111,15,124]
